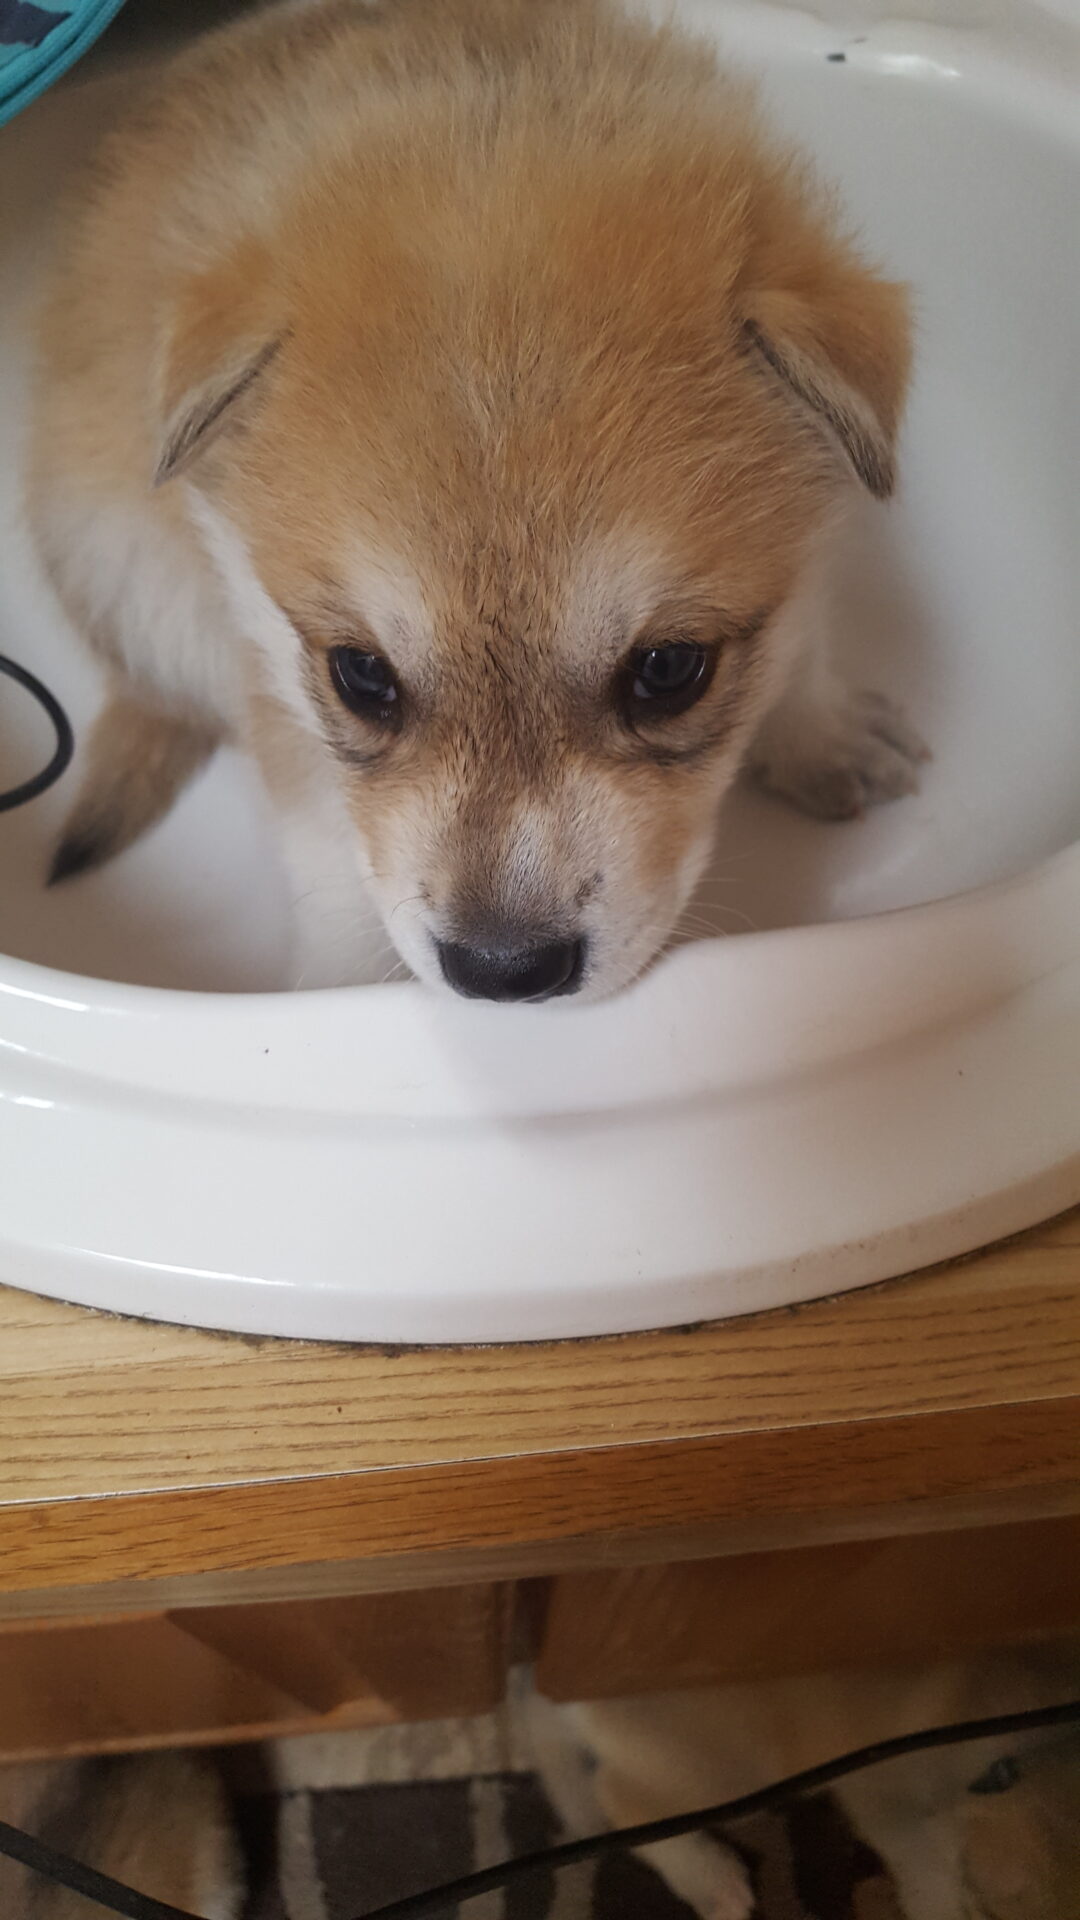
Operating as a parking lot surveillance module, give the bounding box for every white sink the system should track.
[1,0,1078,1341]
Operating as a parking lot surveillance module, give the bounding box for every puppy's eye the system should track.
[623,642,710,717]
[329,646,400,722]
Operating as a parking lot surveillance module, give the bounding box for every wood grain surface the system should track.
[537,1515,1080,1698]
[2,1208,1079,1612]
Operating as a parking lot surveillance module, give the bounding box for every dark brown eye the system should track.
[329,646,400,723]
[623,642,711,717]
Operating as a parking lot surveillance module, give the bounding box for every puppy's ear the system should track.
[742,190,911,500]
[155,241,283,487]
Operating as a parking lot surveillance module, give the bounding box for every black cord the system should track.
[0,1697,1078,1920]
[0,651,75,812]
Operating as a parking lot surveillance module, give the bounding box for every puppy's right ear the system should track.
[155,241,283,487]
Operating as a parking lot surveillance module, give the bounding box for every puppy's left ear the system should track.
[742,194,911,501]
[155,239,284,488]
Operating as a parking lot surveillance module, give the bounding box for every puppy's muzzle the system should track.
[437,932,585,1003]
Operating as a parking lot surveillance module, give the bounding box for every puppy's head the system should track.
[161,31,909,1001]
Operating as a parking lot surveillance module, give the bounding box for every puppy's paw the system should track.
[638,1833,755,1920]
[753,690,929,821]
[704,1871,756,1920]
[697,1851,755,1920]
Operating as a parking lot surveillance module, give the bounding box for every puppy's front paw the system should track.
[705,1879,756,1920]
[753,690,929,821]
[700,1855,755,1920]
[639,1833,755,1920]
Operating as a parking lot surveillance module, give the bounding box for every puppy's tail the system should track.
[48,687,220,885]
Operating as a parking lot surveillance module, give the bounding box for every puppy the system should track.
[528,1646,1080,1920]
[0,1751,243,1919]
[28,0,921,1000]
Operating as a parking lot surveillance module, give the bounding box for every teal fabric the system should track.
[0,1,127,128]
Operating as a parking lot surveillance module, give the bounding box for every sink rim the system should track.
[3,835,1080,1124]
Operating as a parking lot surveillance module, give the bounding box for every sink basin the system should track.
[1,0,1078,1341]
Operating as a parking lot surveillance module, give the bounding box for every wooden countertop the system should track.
[2,1210,1079,1619]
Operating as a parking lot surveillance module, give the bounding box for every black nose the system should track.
[437,936,584,1003]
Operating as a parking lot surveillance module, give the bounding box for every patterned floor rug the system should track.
[232,1707,900,1920]
[235,1772,897,1920]
[4,1705,1078,1916]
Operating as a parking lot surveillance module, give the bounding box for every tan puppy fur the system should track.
[28,0,918,999]
[0,1751,243,1919]
[529,1645,1080,1920]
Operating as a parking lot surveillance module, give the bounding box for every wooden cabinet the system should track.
[3,1515,1079,1759]
[536,1516,1080,1701]
[0,1586,511,1761]
[1,1210,1079,1758]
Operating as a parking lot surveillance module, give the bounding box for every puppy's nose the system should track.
[437,935,584,1003]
